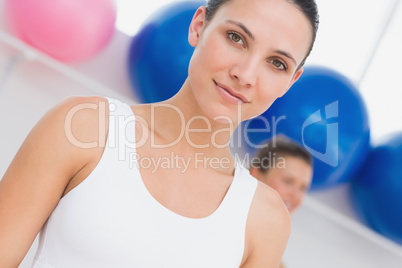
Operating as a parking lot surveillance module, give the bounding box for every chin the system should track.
[205,106,238,125]
[196,98,240,125]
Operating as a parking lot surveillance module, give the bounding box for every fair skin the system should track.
[250,156,312,268]
[250,156,313,214]
[0,0,312,267]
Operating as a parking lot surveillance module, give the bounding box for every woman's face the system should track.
[188,0,312,124]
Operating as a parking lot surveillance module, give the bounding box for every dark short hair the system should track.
[253,135,313,173]
[205,0,319,69]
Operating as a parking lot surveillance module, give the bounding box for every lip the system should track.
[214,81,249,104]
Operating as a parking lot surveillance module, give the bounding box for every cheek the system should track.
[278,184,293,197]
[297,192,306,202]
[197,33,230,70]
[274,179,297,196]
[246,89,278,119]
[259,73,292,99]
[249,75,294,118]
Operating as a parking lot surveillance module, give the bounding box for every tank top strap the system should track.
[103,96,137,167]
[219,162,258,221]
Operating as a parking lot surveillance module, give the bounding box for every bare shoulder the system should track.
[251,181,291,219]
[241,181,291,268]
[0,95,110,266]
[56,95,113,196]
[2,94,110,186]
[41,95,110,168]
[60,95,110,149]
[248,181,291,242]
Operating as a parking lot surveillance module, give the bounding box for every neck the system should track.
[149,78,239,160]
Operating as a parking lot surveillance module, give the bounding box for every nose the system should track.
[230,55,260,87]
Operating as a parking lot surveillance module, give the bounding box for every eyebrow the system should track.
[273,50,297,66]
[225,20,254,41]
[225,20,297,67]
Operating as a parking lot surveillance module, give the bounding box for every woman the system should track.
[0,0,319,267]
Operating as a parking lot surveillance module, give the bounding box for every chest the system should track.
[135,146,234,219]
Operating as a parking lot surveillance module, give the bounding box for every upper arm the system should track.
[0,95,109,266]
[241,181,292,268]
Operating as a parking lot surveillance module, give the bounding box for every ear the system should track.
[188,6,207,47]
[279,67,304,97]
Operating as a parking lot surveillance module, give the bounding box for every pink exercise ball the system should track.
[5,0,117,62]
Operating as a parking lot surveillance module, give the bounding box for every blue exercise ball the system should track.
[351,133,402,245]
[128,1,203,103]
[238,66,370,189]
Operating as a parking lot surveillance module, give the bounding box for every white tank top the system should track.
[32,96,258,268]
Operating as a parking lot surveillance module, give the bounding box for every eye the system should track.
[228,32,244,46]
[269,59,287,71]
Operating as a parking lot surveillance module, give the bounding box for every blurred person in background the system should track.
[250,135,313,214]
[250,135,313,268]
